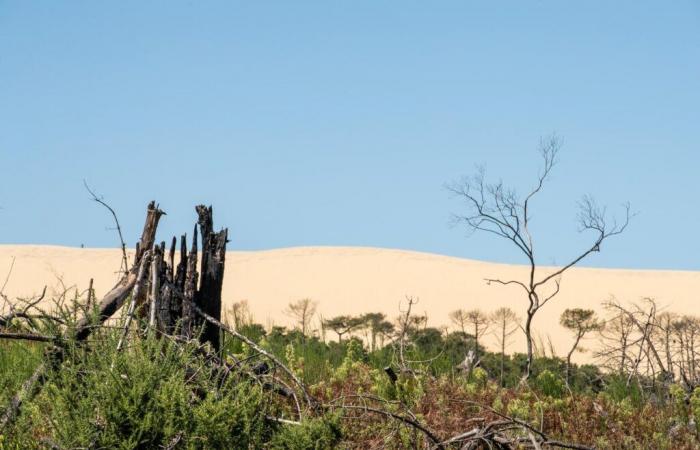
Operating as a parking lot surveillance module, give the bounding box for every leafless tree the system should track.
[449,309,469,335]
[465,309,490,362]
[653,311,678,379]
[394,296,425,373]
[284,298,317,339]
[671,315,700,388]
[560,308,603,386]
[596,304,636,375]
[491,306,520,386]
[601,297,670,390]
[448,136,631,379]
[225,299,252,330]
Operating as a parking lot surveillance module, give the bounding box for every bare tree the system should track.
[596,306,636,375]
[448,136,631,379]
[602,297,670,389]
[491,307,519,386]
[284,298,317,339]
[465,309,490,362]
[671,315,700,388]
[394,296,425,373]
[653,311,677,379]
[449,309,469,335]
[225,299,252,330]
[560,308,603,387]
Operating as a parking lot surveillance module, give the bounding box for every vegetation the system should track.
[3,288,700,449]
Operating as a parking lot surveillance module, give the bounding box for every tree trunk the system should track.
[182,226,198,339]
[565,332,583,387]
[195,205,227,352]
[524,311,534,380]
[500,323,506,387]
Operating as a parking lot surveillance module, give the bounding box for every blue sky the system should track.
[0,1,698,270]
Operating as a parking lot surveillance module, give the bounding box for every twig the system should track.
[84,180,129,275]
[0,256,15,295]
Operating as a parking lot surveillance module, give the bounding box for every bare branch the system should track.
[84,180,129,275]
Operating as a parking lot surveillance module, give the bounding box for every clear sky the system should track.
[0,1,698,270]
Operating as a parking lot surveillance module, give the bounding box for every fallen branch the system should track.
[187,298,316,411]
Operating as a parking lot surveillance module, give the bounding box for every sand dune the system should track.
[1,245,698,364]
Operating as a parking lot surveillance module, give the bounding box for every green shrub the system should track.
[268,414,342,449]
[0,340,44,409]
[6,332,272,448]
[533,369,564,398]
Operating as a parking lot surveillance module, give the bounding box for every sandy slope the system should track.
[1,245,698,364]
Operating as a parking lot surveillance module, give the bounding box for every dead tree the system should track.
[449,309,470,336]
[596,307,636,375]
[194,205,228,352]
[0,201,233,430]
[601,297,671,390]
[448,136,630,379]
[284,298,318,340]
[653,311,678,381]
[671,315,700,389]
[465,309,490,363]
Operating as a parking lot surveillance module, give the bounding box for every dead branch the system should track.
[83,180,129,275]
[185,297,316,411]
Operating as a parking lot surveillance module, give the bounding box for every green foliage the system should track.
[560,308,603,333]
[506,398,531,422]
[690,388,700,433]
[0,340,44,409]
[343,337,365,365]
[8,333,271,449]
[533,369,565,398]
[6,312,700,449]
[268,414,342,450]
[602,374,644,407]
[670,384,688,424]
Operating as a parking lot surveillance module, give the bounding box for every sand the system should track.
[1,245,698,364]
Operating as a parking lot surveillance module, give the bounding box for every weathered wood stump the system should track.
[1,201,229,430]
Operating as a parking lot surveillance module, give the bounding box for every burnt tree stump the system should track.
[195,205,228,352]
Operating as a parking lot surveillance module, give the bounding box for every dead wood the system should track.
[1,201,164,431]
[181,226,198,339]
[195,205,227,352]
[186,298,316,411]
